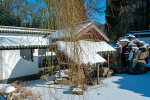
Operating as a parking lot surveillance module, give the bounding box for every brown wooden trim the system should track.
[92,23,109,41]
[97,64,99,83]
[77,23,109,41]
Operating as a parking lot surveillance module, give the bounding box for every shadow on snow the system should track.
[113,72,150,98]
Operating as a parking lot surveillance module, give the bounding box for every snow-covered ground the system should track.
[1,72,150,100]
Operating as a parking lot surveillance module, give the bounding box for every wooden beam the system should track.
[108,54,110,68]
[97,64,99,83]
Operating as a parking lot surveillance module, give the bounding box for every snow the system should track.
[55,70,69,78]
[140,41,146,44]
[3,86,16,94]
[1,72,150,100]
[0,72,148,100]
[119,39,129,42]
[133,39,140,43]
[56,40,115,65]
[132,47,139,51]
[51,21,93,39]
[0,26,54,34]
[0,36,50,47]
[72,87,82,92]
[128,51,134,60]
[127,35,136,38]
[46,52,56,56]
[139,44,147,49]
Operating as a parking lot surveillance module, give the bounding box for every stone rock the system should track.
[111,62,123,73]
[129,59,138,69]
[127,60,146,74]
[45,81,54,85]
[136,41,144,47]
[139,52,149,60]
[119,39,129,47]
[127,35,136,41]
[99,67,109,73]
[99,67,114,77]
[107,69,114,77]
[116,35,149,75]
[72,87,83,95]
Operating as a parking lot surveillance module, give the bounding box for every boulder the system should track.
[116,35,149,75]
[139,46,147,52]
[127,60,146,74]
[99,67,109,73]
[107,69,114,77]
[127,35,136,41]
[119,39,129,47]
[139,52,149,60]
[99,67,109,77]
[136,41,144,47]
[72,86,83,95]
[111,62,123,73]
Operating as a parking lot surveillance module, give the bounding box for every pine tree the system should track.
[106,0,150,42]
[0,0,21,26]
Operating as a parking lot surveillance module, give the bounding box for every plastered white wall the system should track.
[0,51,3,80]
[2,50,39,80]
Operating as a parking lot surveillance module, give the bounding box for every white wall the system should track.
[1,49,39,80]
[0,51,3,80]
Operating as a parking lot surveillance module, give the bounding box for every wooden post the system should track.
[77,64,80,86]
[97,64,99,83]
[56,49,61,78]
[58,65,61,78]
[108,54,110,68]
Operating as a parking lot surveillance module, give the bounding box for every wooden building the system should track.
[0,26,54,83]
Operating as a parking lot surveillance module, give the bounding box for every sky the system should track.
[27,0,106,25]
[85,0,106,25]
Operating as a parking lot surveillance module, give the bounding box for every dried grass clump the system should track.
[0,81,42,100]
[72,91,84,95]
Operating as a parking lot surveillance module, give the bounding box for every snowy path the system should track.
[28,72,150,100]
[1,72,150,100]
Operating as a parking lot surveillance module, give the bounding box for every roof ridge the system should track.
[0,25,56,32]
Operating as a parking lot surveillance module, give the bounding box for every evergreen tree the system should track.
[106,0,150,42]
[0,0,21,26]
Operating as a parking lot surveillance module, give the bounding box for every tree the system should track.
[105,0,150,42]
[0,0,21,26]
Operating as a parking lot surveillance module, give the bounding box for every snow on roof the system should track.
[56,40,116,65]
[51,21,93,39]
[0,36,50,47]
[0,21,93,37]
[0,25,55,34]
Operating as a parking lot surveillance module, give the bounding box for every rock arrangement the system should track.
[116,35,149,74]
[99,67,114,77]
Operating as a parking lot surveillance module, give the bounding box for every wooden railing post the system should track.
[97,64,99,83]
[108,53,110,68]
